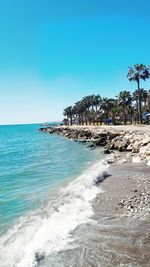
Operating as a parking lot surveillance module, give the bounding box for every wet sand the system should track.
[90,159,150,267]
[43,160,150,267]
[94,161,150,217]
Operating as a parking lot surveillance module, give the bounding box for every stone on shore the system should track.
[39,126,150,164]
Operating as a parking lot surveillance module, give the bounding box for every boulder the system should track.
[94,137,107,146]
[105,141,115,150]
[139,145,150,160]
[132,156,141,163]
[132,141,142,153]
[141,135,150,146]
[104,149,111,154]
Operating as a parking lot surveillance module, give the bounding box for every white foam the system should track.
[0,160,109,267]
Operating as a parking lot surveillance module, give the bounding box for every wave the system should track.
[0,160,110,267]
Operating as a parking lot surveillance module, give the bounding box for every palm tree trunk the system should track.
[84,113,88,125]
[136,99,138,113]
[81,114,84,125]
[130,109,133,124]
[123,109,127,125]
[78,115,81,125]
[137,79,142,124]
[92,106,95,125]
[67,116,69,126]
[96,106,99,125]
[70,116,72,125]
[144,99,147,109]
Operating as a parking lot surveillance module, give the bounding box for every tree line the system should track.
[63,64,150,125]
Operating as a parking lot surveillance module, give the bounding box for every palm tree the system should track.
[132,89,139,113]
[89,95,97,125]
[127,64,150,124]
[73,101,86,125]
[147,90,150,112]
[63,106,73,125]
[101,98,115,123]
[94,95,101,125]
[141,89,148,109]
[110,107,120,125]
[82,95,101,125]
[82,96,92,125]
[117,91,132,124]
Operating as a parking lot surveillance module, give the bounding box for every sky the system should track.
[0,0,150,124]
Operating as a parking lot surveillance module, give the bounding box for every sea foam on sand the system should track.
[0,160,110,267]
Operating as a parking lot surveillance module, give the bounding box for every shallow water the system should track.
[0,124,102,234]
[43,215,150,267]
[0,124,107,267]
[0,124,149,267]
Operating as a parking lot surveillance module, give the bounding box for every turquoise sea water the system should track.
[0,124,101,236]
[0,124,110,267]
[0,125,149,267]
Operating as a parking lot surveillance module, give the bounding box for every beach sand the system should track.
[62,124,150,134]
[89,158,150,267]
[39,125,150,266]
[53,159,150,267]
[94,160,150,217]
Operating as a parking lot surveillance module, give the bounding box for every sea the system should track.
[0,124,108,267]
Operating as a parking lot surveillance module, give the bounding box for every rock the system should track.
[147,160,150,166]
[105,141,115,150]
[39,126,150,170]
[132,156,141,163]
[78,139,87,143]
[94,137,107,146]
[86,143,96,148]
[139,145,150,158]
[35,252,45,263]
[84,131,92,138]
[141,135,150,146]
[104,149,111,154]
[107,159,114,164]
[107,133,121,140]
[94,171,111,184]
[132,141,141,153]
[119,158,127,164]
[126,144,133,151]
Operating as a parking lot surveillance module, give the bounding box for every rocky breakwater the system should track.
[39,126,150,163]
[39,126,124,148]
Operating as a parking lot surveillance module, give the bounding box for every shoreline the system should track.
[93,155,150,219]
[39,124,150,220]
[38,125,150,266]
[1,124,149,267]
[90,156,150,266]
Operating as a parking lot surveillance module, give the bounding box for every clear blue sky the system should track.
[0,0,150,124]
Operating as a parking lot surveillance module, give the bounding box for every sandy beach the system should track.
[51,156,150,267]
[39,124,150,266]
[88,155,150,267]
[94,159,150,218]
[60,124,150,131]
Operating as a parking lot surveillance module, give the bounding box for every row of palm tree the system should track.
[127,64,150,123]
[63,64,150,125]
